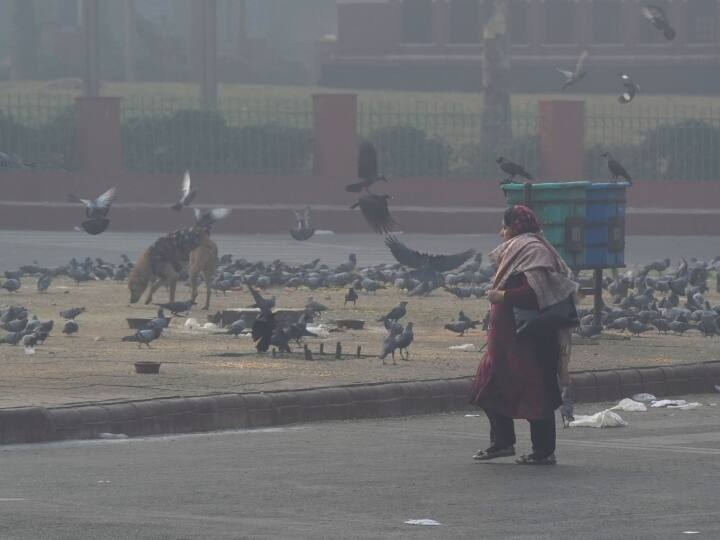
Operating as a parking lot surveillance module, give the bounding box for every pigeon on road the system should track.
[62,320,79,337]
[60,307,86,320]
[378,301,408,323]
[122,326,163,348]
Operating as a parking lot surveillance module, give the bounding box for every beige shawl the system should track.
[489,232,578,385]
[489,232,578,310]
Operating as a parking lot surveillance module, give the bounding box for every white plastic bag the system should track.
[569,409,628,428]
[449,344,477,351]
[611,398,647,412]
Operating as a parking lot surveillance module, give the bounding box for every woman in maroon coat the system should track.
[470,205,577,465]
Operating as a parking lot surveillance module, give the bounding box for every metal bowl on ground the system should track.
[335,319,365,330]
[126,317,172,330]
[134,361,161,374]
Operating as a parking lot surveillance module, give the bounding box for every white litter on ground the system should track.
[184,318,198,329]
[202,322,219,330]
[448,343,477,351]
[404,519,442,526]
[631,393,657,403]
[464,414,481,418]
[99,433,128,440]
[611,398,647,412]
[650,399,702,410]
[569,409,628,428]
[307,324,330,338]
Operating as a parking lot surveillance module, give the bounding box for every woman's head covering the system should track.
[503,205,540,237]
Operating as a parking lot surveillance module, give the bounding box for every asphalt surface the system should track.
[4,231,720,269]
[1,395,718,539]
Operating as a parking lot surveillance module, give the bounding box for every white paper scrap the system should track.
[405,519,442,526]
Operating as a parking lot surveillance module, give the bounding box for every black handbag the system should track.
[513,295,579,337]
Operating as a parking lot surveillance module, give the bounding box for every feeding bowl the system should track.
[126,317,172,330]
[134,361,161,374]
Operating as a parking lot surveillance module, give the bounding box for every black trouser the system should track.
[485,410,556,458]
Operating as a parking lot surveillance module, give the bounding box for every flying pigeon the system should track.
[641,4,676,41]
[385,236,475,283]
[290,206,315,241]
[171,171,197,211]
[67,186,116,220]
[618,73,640,104]
[193,207,231,231]
[497,157,533,184]
[557,50,588,91]
[350,193,397,234]
[345,141,388,193]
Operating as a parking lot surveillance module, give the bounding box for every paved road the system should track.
[3,231,720,269]
[1,396,718,539]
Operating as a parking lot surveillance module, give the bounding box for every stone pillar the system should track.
[312,94,357,178]
[122,0,136,82]
[75,97,122,174]
[538,100,585,180]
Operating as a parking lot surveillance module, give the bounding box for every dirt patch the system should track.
[1,277,717,408]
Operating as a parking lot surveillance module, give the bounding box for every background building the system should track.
[319,0,720,92]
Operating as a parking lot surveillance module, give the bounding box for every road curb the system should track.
[1,361,719,444]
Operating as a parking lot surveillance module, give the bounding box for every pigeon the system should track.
[557,49,588,91]
[75,218,110,236]
[122,326,163,348]
[247,285,275,315]
[221,316,248,337]
[37,274,52,293]
[0,331,22,345]
[62,320,79,337]
[641,4,676,41]
[251,311,276,352]
[1,318,27,333]
[444,320,475,337]
[350,193,397,234]
[618,73,640,104]
[385,235,475,284]
[145,308,170,331]
[67,186,116,220]
[344,287,358,306]
[1,279,21,293]
[394,322,414,361]
[192,207,231,231]
[497,157,533,184]
[601,152,632,184]
[559,386,575,428]
[287,314,318,344]
[305,297,328,315]
[154,300,195,316]
[458,310,480,328]
[269,326,292,353]
[290,206,315,241]
[379,319,404,365]
[378,301,408,322]
[60,307,86,320]
[345,141,388,193]
[171,171,197,211]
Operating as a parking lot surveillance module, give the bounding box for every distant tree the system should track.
[481,0,512,144]
[11,0,38,79]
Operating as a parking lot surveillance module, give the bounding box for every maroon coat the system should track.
[470,273,562,420]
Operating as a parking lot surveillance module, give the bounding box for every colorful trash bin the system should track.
[585,182,628,268]
[501,181,591,269]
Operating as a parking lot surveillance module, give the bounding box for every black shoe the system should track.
[473,445,516,461]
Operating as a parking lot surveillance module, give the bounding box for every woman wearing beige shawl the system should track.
[470,205,578,465]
